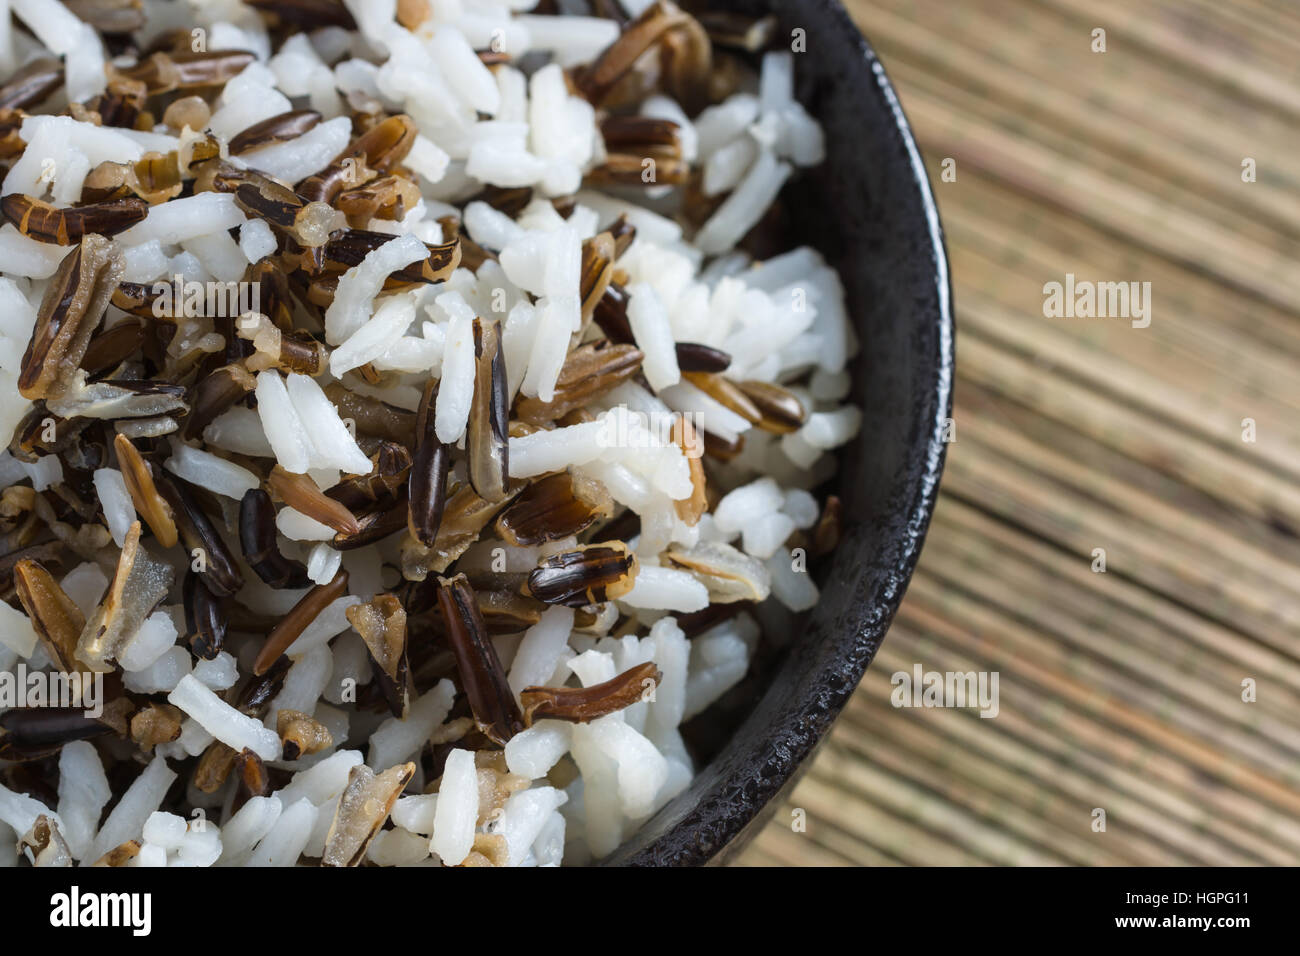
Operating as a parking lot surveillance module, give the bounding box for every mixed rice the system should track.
[0,0,860,867]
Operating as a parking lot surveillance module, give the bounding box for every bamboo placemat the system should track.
[737,0,1300,866]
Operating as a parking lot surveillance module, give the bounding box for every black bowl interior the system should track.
[601,0,954,865]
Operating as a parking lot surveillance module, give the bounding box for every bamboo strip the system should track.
[896,593,1300,822]
[831,701,1142,865]
[898,86,1300,315]
[934,165,1300,357]
[1041,0,1300,119]
[875,625,1300,856]
[944,220,1300,422]
[741,816,891,867]
[809,746,1068,865]
[837,687,1198,865]
[932,495,1300,694]
[906,567,1300,780]
[941,450,1300,647]
[865,0,1300,204]
[787,772,991,865]
[948,396,1300,612]
[921,500,1300,727]
[952,377,1300,563]
[846,665,1280,864]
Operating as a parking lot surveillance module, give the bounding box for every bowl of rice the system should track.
[0,0,951,869]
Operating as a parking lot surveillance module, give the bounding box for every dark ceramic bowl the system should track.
[602,0,953,865]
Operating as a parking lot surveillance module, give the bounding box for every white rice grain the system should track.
[766,548,820,612]
[625,283,680,391]
[265,644,333,728]
[324,233,427,345]
[367,827,432,866]
[782,487,820,528]
[60,562,109,618]
[0,225,68,278]
[464,200,525,251]
[169,674,283,761]
[117,193,247,247]
[10,0,82,53]
[193,653,240,691]
[92,468,135,547]
[693,149,792,255]
[277,749,363,807]
[741,511,797,560]
[434,313,475,443]
[531,810,566,867]
[508,416,606,477]
[203,406,276,458]
[391,793,439,836]
[567,727,621,857]
[255,371,313,474]
[117,610,179,672]
[367,679,456,771]
[587,719,667,820]
[405,134,451,184]
[430,748,477,866]
[702,134,758,197]
[182,230,246,282]
[217,796,282,866]
[501,300,539,402]
[507,605,574,698]
[798,405,863,451]
[514,15,617,67]
[87,754,176,863]
[121,240,169,282]
[621,566,709,614]
[645,617,688,742]
[504,721,573,780]
[246,798,316,867]
[284,373,373,474]
[239,219,278,263]
[239,116,351,183]
[306,543,343,586]
[123,646,192,694]
[694,93,760,157]
[431,26,500,115]
[330,290,417,378]
[64,22,106,102]
[323,632,372,705]
[712,476,784,536]
[164,444,259,500]
[0,592,37,657]
[519,295,578,402]
[56,741,110,862]
[495,786,567,866]
[0,784,58,844]
[276,507,337,541]
[683,627,751,720]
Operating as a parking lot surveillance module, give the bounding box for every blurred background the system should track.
[738,0,1300,865]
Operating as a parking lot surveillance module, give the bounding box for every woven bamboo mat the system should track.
[737,0,1300,866]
